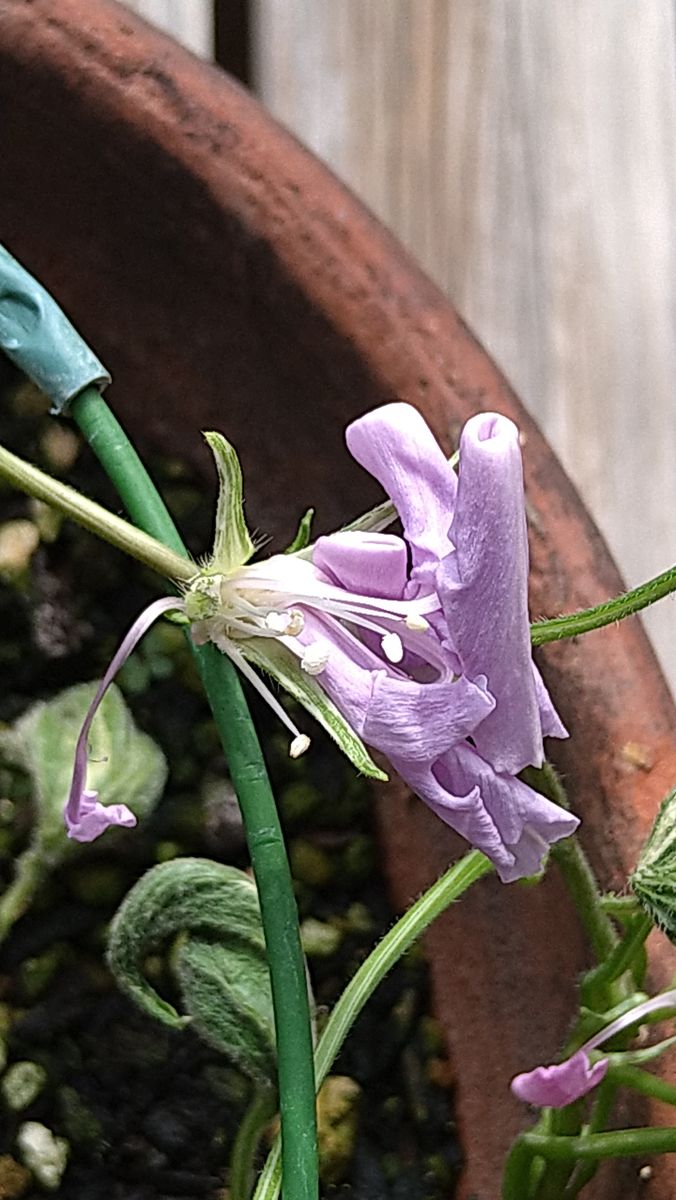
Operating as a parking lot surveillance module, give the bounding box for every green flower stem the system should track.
[560,1079,619,1198]
[502,1136,539,1200]
[68,388,318,1200]
[532,1103,585,1200]
[606,1063,676,1106]
[229,1086,277,1200]
[581,913,653,999]
[522,1126,676,1161]
[530,565,676,646]
[0,848,44,944]
[253,850,494,1200]
[0,441,194,582]
[532,766,618,966]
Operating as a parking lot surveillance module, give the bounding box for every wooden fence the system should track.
[122,0,676,693]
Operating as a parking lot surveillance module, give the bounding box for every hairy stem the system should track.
[0,442,194,581]
[530,566,676,645]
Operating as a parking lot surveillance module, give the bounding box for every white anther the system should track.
[381,632,404,663]
[289,734,311,759]
[301,643,330,676]
[265,611,291,634]
[405,611,430,632]
[286,609,305,636]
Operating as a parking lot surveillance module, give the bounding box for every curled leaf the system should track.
[108,858,278,1085]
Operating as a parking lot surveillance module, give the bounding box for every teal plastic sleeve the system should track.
[0,243,111,414]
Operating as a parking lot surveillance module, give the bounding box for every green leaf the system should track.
[204,431,255,573]
[107,858,278,1085]
[0,681,167,864]
[241,639,388,782]
[631,788,676,940]
[284,508,315,554]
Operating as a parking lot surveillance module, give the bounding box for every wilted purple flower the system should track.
[66,404,576,880]
[511,989,676,1107]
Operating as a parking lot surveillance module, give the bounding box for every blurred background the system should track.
[122,0,676,693]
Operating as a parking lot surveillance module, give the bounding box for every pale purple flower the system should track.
[65,597,182,841]
[511,989,676,1107]
[65,403,576,878]
[299,404,574,881]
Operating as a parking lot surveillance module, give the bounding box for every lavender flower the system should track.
[511,990,676,1107]
[66,404,577,880]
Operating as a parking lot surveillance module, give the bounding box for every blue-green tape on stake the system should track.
[0,244,111,414]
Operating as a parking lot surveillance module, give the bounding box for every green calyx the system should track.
[204,431,255,573]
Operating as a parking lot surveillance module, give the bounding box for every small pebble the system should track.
[0,522,39,580]
[317,1075,361,1186]
[0,1153,31,1200]
[28,501,61,544]
[1,1061,47,1111]
[16,1123,68,1191]
[39,425,80,473]
[289,840,334,888]
[300,917,343,959]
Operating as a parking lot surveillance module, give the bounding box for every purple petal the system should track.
[65,596,181,843]
[313,531,408,599]
[293,612,379,738]
[363,672,495,763]
[65,790,138,843]
[438,413,565,774]
[532,663,568,740]
[389,741,578,882]
[346,403,457,582]
[293,611,485,765]
[511,1051,609,1107]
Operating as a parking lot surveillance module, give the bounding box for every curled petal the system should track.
[364,672,495,763]
[532,663,568,740]
[65,790,138,843]
[65,596,181,842]
[389,741,578,882]
[438,413,563,773]
[313,531,408,599]
[511,1051,609,1108]
[346,403,457,580]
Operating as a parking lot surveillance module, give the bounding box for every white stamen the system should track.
[301,643,330,676]
[265,610,291,633]
[381,632,404,663]
[225,642,309,745]
[405,611,430,632]
[290,734,311,759]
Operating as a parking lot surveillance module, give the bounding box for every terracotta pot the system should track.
[1,3,675,1196]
